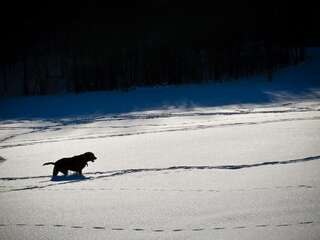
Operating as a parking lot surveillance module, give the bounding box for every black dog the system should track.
[43,152,97,176]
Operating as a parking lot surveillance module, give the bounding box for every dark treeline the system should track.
[0,1,318,96]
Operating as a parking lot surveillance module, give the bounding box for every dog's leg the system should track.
[79,169,83,175]
[61,169,68,176]
[53,166,59,176]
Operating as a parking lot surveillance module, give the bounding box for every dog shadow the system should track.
[51,174,91,182]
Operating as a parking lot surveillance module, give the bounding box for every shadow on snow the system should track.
[50,174,91,182]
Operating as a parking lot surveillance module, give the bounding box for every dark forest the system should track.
[0,1,319,96]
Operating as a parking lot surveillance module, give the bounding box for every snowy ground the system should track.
[0,49,320,239]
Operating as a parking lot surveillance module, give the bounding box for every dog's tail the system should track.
[42,162,55,166]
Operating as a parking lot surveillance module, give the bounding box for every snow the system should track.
[0,48,320,239]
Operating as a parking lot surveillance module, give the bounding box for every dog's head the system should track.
[84,152,97,162]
